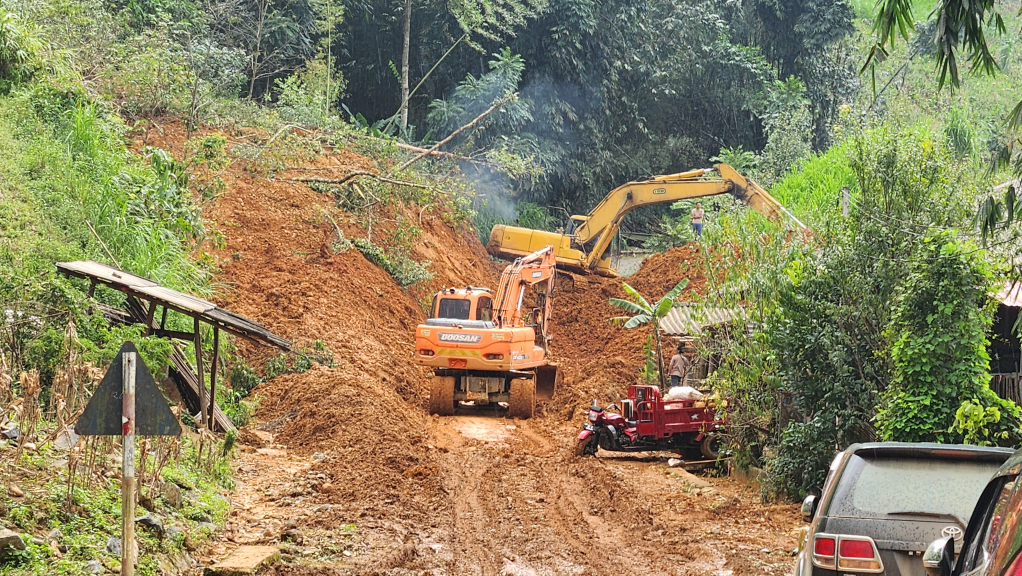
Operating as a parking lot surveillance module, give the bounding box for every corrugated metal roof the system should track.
[56,261,290,350]
[660,302,743,336]
[57,260,159,288]
[998,282,1022,308]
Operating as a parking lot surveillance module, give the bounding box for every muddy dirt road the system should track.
[227,412,800,576]
[428,416,798,576]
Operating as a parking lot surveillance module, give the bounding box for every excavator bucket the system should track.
[535,363,560,400]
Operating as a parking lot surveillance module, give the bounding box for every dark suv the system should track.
[923,448,1022,576]
[794,443,1014,576]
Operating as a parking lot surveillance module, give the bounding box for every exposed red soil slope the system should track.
[549,244,709,413]
[135,121,798,575]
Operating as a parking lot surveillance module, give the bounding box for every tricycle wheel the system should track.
[700,433,721,460]
[573,436,597,457]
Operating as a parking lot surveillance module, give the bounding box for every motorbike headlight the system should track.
[588,411,598,423]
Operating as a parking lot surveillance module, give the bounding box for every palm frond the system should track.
[654,296,676,318]
[624,315,652,329]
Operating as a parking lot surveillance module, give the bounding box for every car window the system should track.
[437,298,471,320]
[957,476,1017,575]
[827,455,1002,523]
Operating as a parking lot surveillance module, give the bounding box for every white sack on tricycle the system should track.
[664,386,703,400]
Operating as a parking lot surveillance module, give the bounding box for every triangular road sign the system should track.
[75,341,182,436]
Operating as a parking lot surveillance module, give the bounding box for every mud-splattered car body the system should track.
[794,443,1013,576]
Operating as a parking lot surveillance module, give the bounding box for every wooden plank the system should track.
[144,300,156,336]
[135,285,216,315]
[153,329,196,341]
[57,261,289,351]
[194,317,208,429]
[210,327,219,432]
[56,261,158,287]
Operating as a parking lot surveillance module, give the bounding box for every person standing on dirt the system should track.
[691,202,705,239]
[669,343,690,387]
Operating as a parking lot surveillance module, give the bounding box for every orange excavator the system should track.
[415,246,559,419]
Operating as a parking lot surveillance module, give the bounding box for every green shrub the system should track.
[0,7,41,94]
[353,237,433,287]
[877,231,1021,444]
[274,55,345,127]
[763,418,838,501]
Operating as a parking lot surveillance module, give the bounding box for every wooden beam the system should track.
[144,300,156,336]
[194,317,208,428]
[160,306,168,330]
[209,327,219,432]
[152,329,196,341]
[87,280,97,299]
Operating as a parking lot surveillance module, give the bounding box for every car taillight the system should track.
[418,349,435,356]
[838,537,882,571]
[484,353,504,360]
[813,535,836,569]
[812,534,883,572]
[1006,551,1022,576]
[588,411,598,423]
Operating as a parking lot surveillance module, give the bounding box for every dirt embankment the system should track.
[141,120,798,575]
[549,245,709,415]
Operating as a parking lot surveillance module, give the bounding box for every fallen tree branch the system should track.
[389,93,517,175]
[290,171,433,190]
[393,142,493,166]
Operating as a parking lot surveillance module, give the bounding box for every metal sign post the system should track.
[122,351,136,576]
[75,342,181,576]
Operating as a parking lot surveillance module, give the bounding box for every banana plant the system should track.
[609,279,689,390]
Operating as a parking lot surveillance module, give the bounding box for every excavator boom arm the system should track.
[492,246,556,328]
[485,164,803,275]
[574,164,803,269]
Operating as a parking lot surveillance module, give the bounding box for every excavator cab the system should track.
[427,287,495,327]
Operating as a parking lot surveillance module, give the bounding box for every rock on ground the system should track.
[205,545,280,575]
[0,529,25,560]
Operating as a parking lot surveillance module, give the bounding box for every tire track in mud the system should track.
[431,416,733,576]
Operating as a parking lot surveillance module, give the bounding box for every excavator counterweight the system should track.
[486,163,805,276]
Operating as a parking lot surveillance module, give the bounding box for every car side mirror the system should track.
[800,495,817,522]
[923,536,955,576]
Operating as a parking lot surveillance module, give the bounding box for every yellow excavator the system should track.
[486,163,806,276]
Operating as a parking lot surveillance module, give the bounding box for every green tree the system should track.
[877,232,1021,444]
[609,279,688,390]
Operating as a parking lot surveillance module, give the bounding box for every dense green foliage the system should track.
[0,0,863,223]
[703,122,1020,500]
[877,232,1021,444]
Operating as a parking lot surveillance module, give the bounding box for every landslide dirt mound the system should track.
[134,120,499,564]
[549,244,708,414]
[139,119,799,575]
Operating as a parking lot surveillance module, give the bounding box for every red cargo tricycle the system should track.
[574,384,724,460]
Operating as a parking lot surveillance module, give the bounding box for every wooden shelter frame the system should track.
[56,261,290,432]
